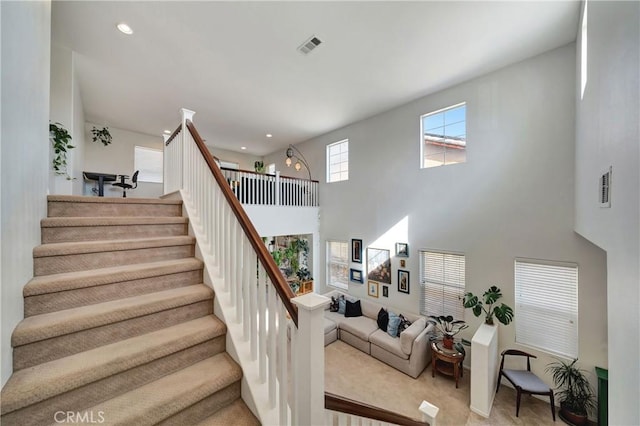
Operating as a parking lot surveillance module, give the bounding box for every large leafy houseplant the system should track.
[462,285,514,325]
[91,126,112,146]
[546,358,595,424]
[427,315,468,350]
[50,122,75,179]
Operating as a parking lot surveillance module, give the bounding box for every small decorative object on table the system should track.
[427,315,468,349]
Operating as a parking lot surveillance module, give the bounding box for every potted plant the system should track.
[462,285,514,325]
[546,358,596,425]
[254,161,265,173]
[50,122,75,179]
[427,315,468,349]
[91,126,112,146]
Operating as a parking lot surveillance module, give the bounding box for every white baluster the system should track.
[275,171,281,206]
[277,301,289,425]
[258,263,267,383]
[268,280,277,408]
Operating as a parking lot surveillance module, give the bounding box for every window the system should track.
[420,103,466,168]
[515,259,578,358]
[419,250,465,320]
[134,146,163,183]
[267,163,276,174]
[327,139,349,183]
[327,240,349,290]
[219,160,239,170]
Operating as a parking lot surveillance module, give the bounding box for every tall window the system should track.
[327,240,349,290]
[134,146,163,183]
[420,103,466,168]
[515,259,579,358]
[419,250,465,319]
[327,139,349,183]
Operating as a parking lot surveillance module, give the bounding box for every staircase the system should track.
[0,195,260,426]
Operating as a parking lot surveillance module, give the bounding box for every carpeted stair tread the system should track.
[41,216,188,227]
[75,354,242,426]
[33,236,195,258]
[12,285,213,347]
[24,258,203,296]
[0,316,225,415]
[47,195,182,205]
[193,400,260,426]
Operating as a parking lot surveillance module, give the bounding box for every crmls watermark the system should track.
[54,411,105,424]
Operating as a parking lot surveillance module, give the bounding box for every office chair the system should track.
[112,170,139,198]
[497,349,556,421]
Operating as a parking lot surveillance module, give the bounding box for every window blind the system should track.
[515,259,578,358]
[134,146,163,183]
[420,251,465,320]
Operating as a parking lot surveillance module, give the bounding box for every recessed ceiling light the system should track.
[241,146,247,150]
[266,134,273,138]
[163,130,171,134]
[117,23,133,35]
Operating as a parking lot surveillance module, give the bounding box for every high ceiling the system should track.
[52,1,580,156]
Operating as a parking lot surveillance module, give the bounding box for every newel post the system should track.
[291,293,331,426]
[180,108,196,190]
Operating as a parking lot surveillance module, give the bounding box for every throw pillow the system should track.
[377,308,389,332]
[345,300,363,317]
[397,314,412,337]
[329,296,340,312]
[338,296,347,315]
[387,312,401,338]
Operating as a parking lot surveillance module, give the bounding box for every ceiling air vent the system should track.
[599,166,612,208]
[298,36,322,55]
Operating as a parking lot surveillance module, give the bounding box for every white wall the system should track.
[84,123,163,198]
[206,145,262,172]
[0,0,51,386]
[49,45,85,194]
[574,2,640,423]
[266,44,608,394]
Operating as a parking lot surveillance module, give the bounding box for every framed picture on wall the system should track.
[400,259,406,268]
[368,281,379,298]
[367,248,391,284]
[382,285,389,297]
[350,268,363,283]
[396,243,409,258]
[398,270,410,294]
[352,239,363,263]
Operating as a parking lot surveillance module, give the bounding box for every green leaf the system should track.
[472,305,482,317]
[494,304,514,325]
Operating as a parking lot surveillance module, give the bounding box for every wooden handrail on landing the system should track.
[220,167,320,184]
[184,120,298,326]
[325,392,428,426]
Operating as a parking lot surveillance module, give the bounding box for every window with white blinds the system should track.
[327,240,349,290]
[419,250,465,320]
[134,146,163,183]
[515,259,578,358]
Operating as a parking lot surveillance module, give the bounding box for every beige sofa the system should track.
[323,290,433,378]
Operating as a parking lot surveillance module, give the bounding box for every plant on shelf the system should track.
[427,315,468,350]
[91,126,112,146]
[546,358,595,425]
[296,266,312,282]
[462,285,514,326]
[50,122,75,179]
[254,161,265,173]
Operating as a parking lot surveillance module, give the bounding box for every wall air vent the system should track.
[599,166,612,208]
[298,35,322,55]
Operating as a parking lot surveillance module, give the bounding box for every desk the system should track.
[83,171,117,197]
[431,340,465,388]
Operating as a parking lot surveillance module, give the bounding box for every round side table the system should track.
[431,340,465,388]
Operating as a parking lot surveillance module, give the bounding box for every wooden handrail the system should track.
[185,121,298,326]
[221,167,320,184]
[325,392,428,426]
[165,124,182,146]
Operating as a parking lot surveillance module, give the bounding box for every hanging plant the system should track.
[91,126,112,146]
[50,122,75,179]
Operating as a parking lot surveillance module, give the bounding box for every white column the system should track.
[470,323,499,417]
[291,293,331,426]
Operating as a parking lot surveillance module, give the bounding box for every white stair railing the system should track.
[163,109,329,426]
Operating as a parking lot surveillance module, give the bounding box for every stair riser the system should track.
[42,223,189,243]
[159,383,241,426]
[2,337,225,426]
[34,245,195,276]
[48,202,182,218]
[25,270,203,316]
[14,301,213,370]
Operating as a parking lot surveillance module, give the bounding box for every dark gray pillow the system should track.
[345,300,362,317]
[377,308,389,331]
